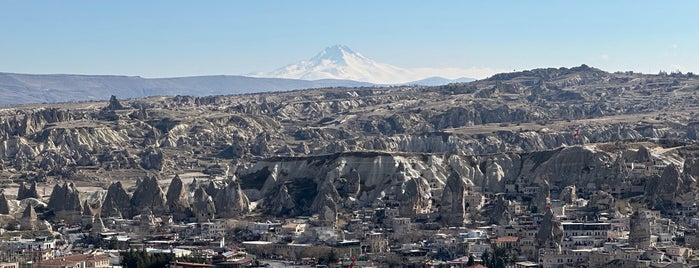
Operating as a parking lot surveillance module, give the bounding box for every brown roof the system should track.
[40,253,109,266]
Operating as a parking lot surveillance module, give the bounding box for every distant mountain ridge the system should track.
[0,72,372,105]
[259,45,478,84]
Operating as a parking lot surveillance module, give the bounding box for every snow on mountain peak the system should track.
[310,45,365,66]
[259,45,494,84]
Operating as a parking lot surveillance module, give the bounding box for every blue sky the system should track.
[1,1,697,78]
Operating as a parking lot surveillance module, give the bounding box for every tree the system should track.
[466,254,475,266]
[481,246,511,268]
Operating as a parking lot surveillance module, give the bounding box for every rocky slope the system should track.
[0,66,698,225]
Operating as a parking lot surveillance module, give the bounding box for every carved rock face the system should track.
[101,182,131,218]
[192,187,216,222]
[629,211,651,249]
[536,208,564,250]
[166,175,192,222]
[209,180,250,218]
[440,173,468,226]
[47,182,82,213]
[130,176,167,217]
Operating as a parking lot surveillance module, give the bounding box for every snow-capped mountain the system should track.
[259,45,490,84]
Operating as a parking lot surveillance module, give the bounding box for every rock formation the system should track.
[398,177,432,217]
[101,181,131,218]
[211,180,250,218]
[192,187,216,222]
[166,175,193,222]
[47,182,83,222]
[3,66,699,228]
[82,200,96,217]
[628,211,651,249]
[311,179,340,226]
[91,216,106,235]
[0,191,10,214]
[488,195,513,226]
[536,207,564,250]
[559,185,577,204]
[17,181,40,200]
[440,173,468,226]
[20,203,38,230]
[139,147,165,171]
[586,190,615,212]
[645,163,694,210]
[265,185,297,217]
[532,178,551,213]
[105,95,125,110]
[130,176,167,216]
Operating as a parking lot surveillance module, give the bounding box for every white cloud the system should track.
[599,54,609,61]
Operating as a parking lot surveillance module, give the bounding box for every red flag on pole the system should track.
[349,258,356,268]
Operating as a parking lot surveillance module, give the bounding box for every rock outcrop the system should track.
[0,191,10,214]
[130,176,167,216]
[645,164,695,210]
[47,182,83,222]
[192,187,216,222]
[166,175,193,222]
[211,180,250,218]
[587,190,615,212]
[560,185,577,204]
[105,95,126,110]
[20,203,38,230]
[311,179,340,225]
[628,210,651,249]
[265,184,298,217]
[531,178,551,213]
[536,207,564,250]
[17,181,40,200]
[139,147,165,171]
[440,173,468,226]
[488,195,513,226]
[101,182,131,218]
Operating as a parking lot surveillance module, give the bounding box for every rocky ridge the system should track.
[0,66,698,227]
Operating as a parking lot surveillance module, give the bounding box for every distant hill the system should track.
[405,76,475,86]
[0,72,373,105]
